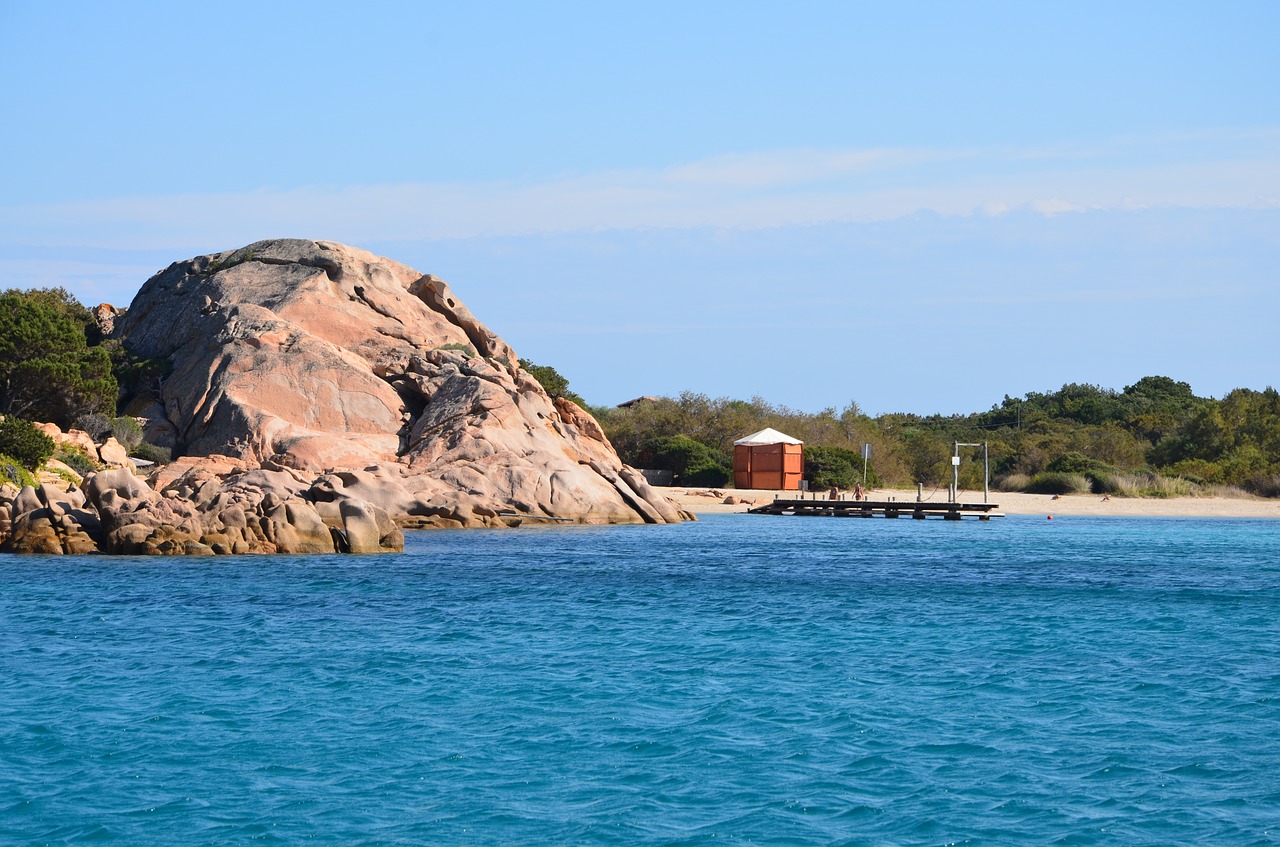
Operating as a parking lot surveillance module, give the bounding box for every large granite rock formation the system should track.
[115,239,690,529]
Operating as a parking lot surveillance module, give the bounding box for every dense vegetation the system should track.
[0,288,116,427]
[0,288,173,477]
[0,416,56,470]
[590,377,1280,497]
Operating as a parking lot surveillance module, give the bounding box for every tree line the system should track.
[531,365,1280,497]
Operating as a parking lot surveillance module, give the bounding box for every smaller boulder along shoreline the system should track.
[0,464,404,556]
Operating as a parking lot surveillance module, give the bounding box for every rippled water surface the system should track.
[3,514,1279,845]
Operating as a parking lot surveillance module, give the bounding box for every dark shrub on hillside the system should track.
[0,417,55,470]
[682,461,731,487]
[804,445,857,490]
[993,472,1031,492]
[804,445,881,490]
[1024,471,1091,495]
[650,434,731,487]
[1046,451,1103,474]
[1086,471,1122,495]
[1245,473,1280,499]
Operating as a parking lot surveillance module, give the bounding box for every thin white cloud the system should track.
[657,147,963,188]
[1028,198,1083,216]
[2,133,1278,251]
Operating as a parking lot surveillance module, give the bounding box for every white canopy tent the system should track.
[733,428,803,447]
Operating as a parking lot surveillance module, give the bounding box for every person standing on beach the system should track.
[853,482,864,501]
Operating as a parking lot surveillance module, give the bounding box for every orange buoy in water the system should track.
[1047,515,1054,520]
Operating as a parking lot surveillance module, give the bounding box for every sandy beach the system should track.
[668,486,1280,519]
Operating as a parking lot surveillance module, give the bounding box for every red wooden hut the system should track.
[733,428,803,490]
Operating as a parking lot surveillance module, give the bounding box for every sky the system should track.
[1,1,1277,415]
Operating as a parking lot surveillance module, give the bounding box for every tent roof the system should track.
[733,427,803,446]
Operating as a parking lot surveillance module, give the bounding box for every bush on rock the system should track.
[0,417,55,470]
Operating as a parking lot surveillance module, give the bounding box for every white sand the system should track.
[667,487,1280,519]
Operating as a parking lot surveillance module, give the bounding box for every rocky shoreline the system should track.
[0,456,409,556]
[1,440,691,556]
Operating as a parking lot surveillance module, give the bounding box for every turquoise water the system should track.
[2,514,1279,845]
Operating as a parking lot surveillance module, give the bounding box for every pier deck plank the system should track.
[747,498,1002,520]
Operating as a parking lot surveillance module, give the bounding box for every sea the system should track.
[2,513,1278,846]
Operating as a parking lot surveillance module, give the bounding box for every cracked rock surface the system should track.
[116,239,691,528]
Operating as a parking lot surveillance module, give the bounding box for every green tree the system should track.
[1150,405,1229,467]
[0,289,116,426]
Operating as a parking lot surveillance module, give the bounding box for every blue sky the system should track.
[2,2,1277,414]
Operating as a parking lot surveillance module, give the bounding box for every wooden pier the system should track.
[747,496,1003,520]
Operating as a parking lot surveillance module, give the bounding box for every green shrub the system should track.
[682,460,731,487]
[0,453,36,489]
[48,466,81,486]
[52,443,97,475]
[1046,451,1104,474]
[650,434,731,487]
[1143,474,1197,498]
[995,472,1032,492]
[1086,470,1124,495]
[110,416,143,450]
[129,442,173,465]
[804,445,856,490]
[1157,458,1223,485]
[1089,471,1163,497]
[0,417,55,470]
[1246,474,1280,498]
[438,342,477,358]
[651,434,717,472]
[1089,471,1197,498]
[1025,472,1091,495]
[804,445,881,490]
